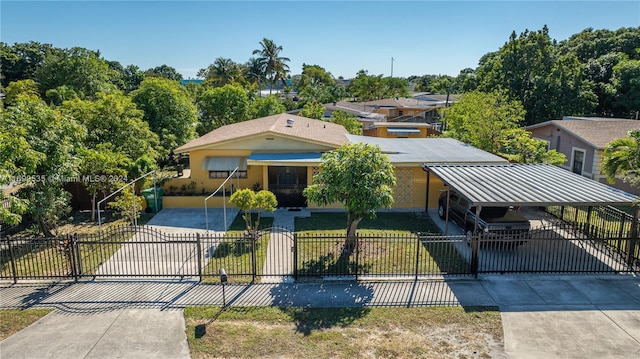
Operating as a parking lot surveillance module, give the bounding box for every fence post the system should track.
[626,206,639,266]
[7,236,18,284]
[293,233,298,282]
[73,234,81,282]
[415,233,420,281]
[586,206,593,238]
[618,212,626,239]
[470,232,479,278]
[196,233,202,283]
[251,232,257,282]
[355,234,359,281]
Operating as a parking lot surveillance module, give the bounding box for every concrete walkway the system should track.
[2,275,639,358]
[260,208,310,283]
[2,208,640,358]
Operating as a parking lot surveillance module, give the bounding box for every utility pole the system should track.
[391,57,394,78]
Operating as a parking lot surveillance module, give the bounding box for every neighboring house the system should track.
[164,113,507,210]
[363,122,438,138]
[527,118,640,195]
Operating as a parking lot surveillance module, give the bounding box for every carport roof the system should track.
[425,164,638,207]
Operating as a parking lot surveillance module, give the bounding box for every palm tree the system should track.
[197,57,243,86]
[603,130,640,188]
[244,57,266,94]
[252,38,290,94]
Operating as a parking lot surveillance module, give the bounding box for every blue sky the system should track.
[2,1,639,79]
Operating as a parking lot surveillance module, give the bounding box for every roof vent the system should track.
[286,119,295,127]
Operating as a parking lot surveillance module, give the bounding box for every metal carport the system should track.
[422,164,639,274]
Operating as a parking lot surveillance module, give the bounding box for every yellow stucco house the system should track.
[163,113,507,210]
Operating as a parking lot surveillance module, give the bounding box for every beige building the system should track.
[164,113,507,210]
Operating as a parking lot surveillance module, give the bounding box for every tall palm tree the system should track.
[603,130,640,187]
[252,38,290,94]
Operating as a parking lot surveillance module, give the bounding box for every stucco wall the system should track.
[530,125,596,177]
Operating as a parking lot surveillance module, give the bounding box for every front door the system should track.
[268,166,307,207]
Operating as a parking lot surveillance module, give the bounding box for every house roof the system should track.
[346,135,508,165]
[175,114,349,153]
[527,120,640,149]
[426,164,638,207]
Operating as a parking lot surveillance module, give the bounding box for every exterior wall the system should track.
[376,127,428,138]
[530,124,640,195]
[530,125,596,177]
[163,195,230,208]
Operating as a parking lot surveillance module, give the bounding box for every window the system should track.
[398,110,404,116]
[571,149,586,175]
[209,170,247,179]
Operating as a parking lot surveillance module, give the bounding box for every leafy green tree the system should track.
[229,189,277,237]
[108,186,145,224]
[78,145,131,221]
[443,91,566,164]
[603,130,640,189]
[303,143,396,249]
[348,70,384,101]
[442,91,525,153]
[144,64,183,82]
[609,59,640,118]
[35,47,119,99]
[500,128,566,165]
[4,79,41,105]
[198,57,245,87]
[0,127,44,226]
[475,26,596,125]
[382,77,409,98]
[299,101,325,120]
[60,92,160,167]
[131,77,198,159]
[121,64,145,93]
[294,64,334,89]
[251,95,286,118]
[44,85,78,106]
[253,38,290,94]
[330,110,362,135]
[3,97,84,236]
[1,41,54,84]
[196,83,251,134]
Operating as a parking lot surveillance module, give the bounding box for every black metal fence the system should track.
[545,205,639,268]
[1,205,638,284]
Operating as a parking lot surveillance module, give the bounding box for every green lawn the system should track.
[0,309,53,341]
[295,212,442,235]
[294,212,468,277]
[202,213,274,284]
[184,306,503,359]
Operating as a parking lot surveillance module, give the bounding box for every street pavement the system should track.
[1,274,639,358]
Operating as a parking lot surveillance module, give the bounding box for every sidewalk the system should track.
[1,275,640,358]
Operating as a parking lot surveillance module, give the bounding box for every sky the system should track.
[1,1,639,80]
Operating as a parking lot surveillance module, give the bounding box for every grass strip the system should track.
[184,306,503,359]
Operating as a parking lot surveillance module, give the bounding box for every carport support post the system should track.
[425,170,430,213]
[626,205,639,266]
[470,206,481,278]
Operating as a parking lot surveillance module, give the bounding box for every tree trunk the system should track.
[343,213,361,256]
[90,193,96,222]
[37,217,54,238]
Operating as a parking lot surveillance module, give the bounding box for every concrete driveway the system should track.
[0,308,190,359]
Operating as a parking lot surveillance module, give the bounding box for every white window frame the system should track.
[570,147,586,176]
